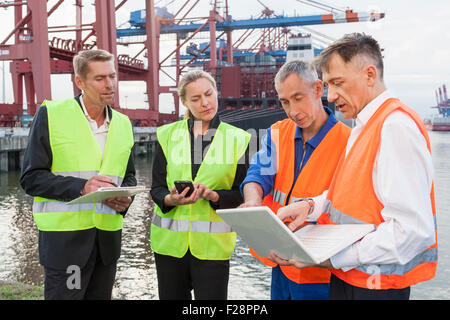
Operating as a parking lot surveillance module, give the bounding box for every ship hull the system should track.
[429,124,450,131]
[426,117,450,131]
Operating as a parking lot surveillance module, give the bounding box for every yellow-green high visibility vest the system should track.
[151,119,250,260]
[32,98,134,232]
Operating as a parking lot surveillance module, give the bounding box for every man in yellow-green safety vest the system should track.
[20,49,136,300]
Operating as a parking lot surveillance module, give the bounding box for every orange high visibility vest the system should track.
[250,118,351,284]
[317,98,438,289]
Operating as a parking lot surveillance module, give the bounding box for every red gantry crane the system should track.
[0,0,384,127]
[0,0,167,127]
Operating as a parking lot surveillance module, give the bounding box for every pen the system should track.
[97,175,119,187]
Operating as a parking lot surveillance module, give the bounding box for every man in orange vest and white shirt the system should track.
[240,59,351,299]
[269,33,437,300]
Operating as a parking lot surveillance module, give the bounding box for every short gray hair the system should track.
[274,59,319,87]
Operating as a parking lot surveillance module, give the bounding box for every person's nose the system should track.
[289,106,300,120]
[201,95,209,108]
[327,86,338,103]
[105,77,114,89]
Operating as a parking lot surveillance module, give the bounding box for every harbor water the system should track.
[0,131,449,299]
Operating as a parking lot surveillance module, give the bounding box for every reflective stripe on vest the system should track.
[324,200,438,228]
[152,214,233,233]
[356,248,438,276]
[33,201,119,215]
[33,201,92,214]
[323,201,438,276]
[270,189,286,205]
[34,170,124,215]
[322,192,438,278]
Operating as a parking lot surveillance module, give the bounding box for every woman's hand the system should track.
[194,183,219,203]
[164,186,200,206]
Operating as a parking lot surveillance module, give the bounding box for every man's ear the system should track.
[74,75,84,91]
[365,65,378,87]
[313,80,324,99]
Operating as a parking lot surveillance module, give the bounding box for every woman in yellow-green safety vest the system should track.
[150,70,251,300]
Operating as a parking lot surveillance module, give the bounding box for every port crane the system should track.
[0,0,384,127]
[435,85,450,117]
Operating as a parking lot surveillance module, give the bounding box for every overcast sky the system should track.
[0,0,449,119]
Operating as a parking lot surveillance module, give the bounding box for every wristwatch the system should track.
[296,197,315,215]
[305,198,315,215]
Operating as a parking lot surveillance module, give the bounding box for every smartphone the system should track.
[174,180,195,197]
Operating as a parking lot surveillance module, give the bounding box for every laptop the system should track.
[216,206,375,264]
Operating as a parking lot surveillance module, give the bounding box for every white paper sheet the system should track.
[67,186,150,205]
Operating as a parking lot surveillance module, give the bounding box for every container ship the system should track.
[204,33,335,131]
[176,30,355,132]
[0,0,382,129]
[114,1,382,130]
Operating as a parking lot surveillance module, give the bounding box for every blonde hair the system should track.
[73,49,114,79]
[178,70,217,119]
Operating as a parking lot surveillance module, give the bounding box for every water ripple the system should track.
[1,131,449,299]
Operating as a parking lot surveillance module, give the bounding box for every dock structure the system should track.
[0,127,158,172]
[0,128,28,171]
[133,127,158,157]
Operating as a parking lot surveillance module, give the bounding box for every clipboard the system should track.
[216,206,375,264]
[67,186,150,205]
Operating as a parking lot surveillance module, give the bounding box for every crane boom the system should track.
[117,9,384,38]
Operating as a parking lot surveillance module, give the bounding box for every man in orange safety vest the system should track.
[240,59,351,299]
[269,33,437,300]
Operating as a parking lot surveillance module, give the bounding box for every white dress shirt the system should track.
[79,95,110,158]
[309,91,436,271]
